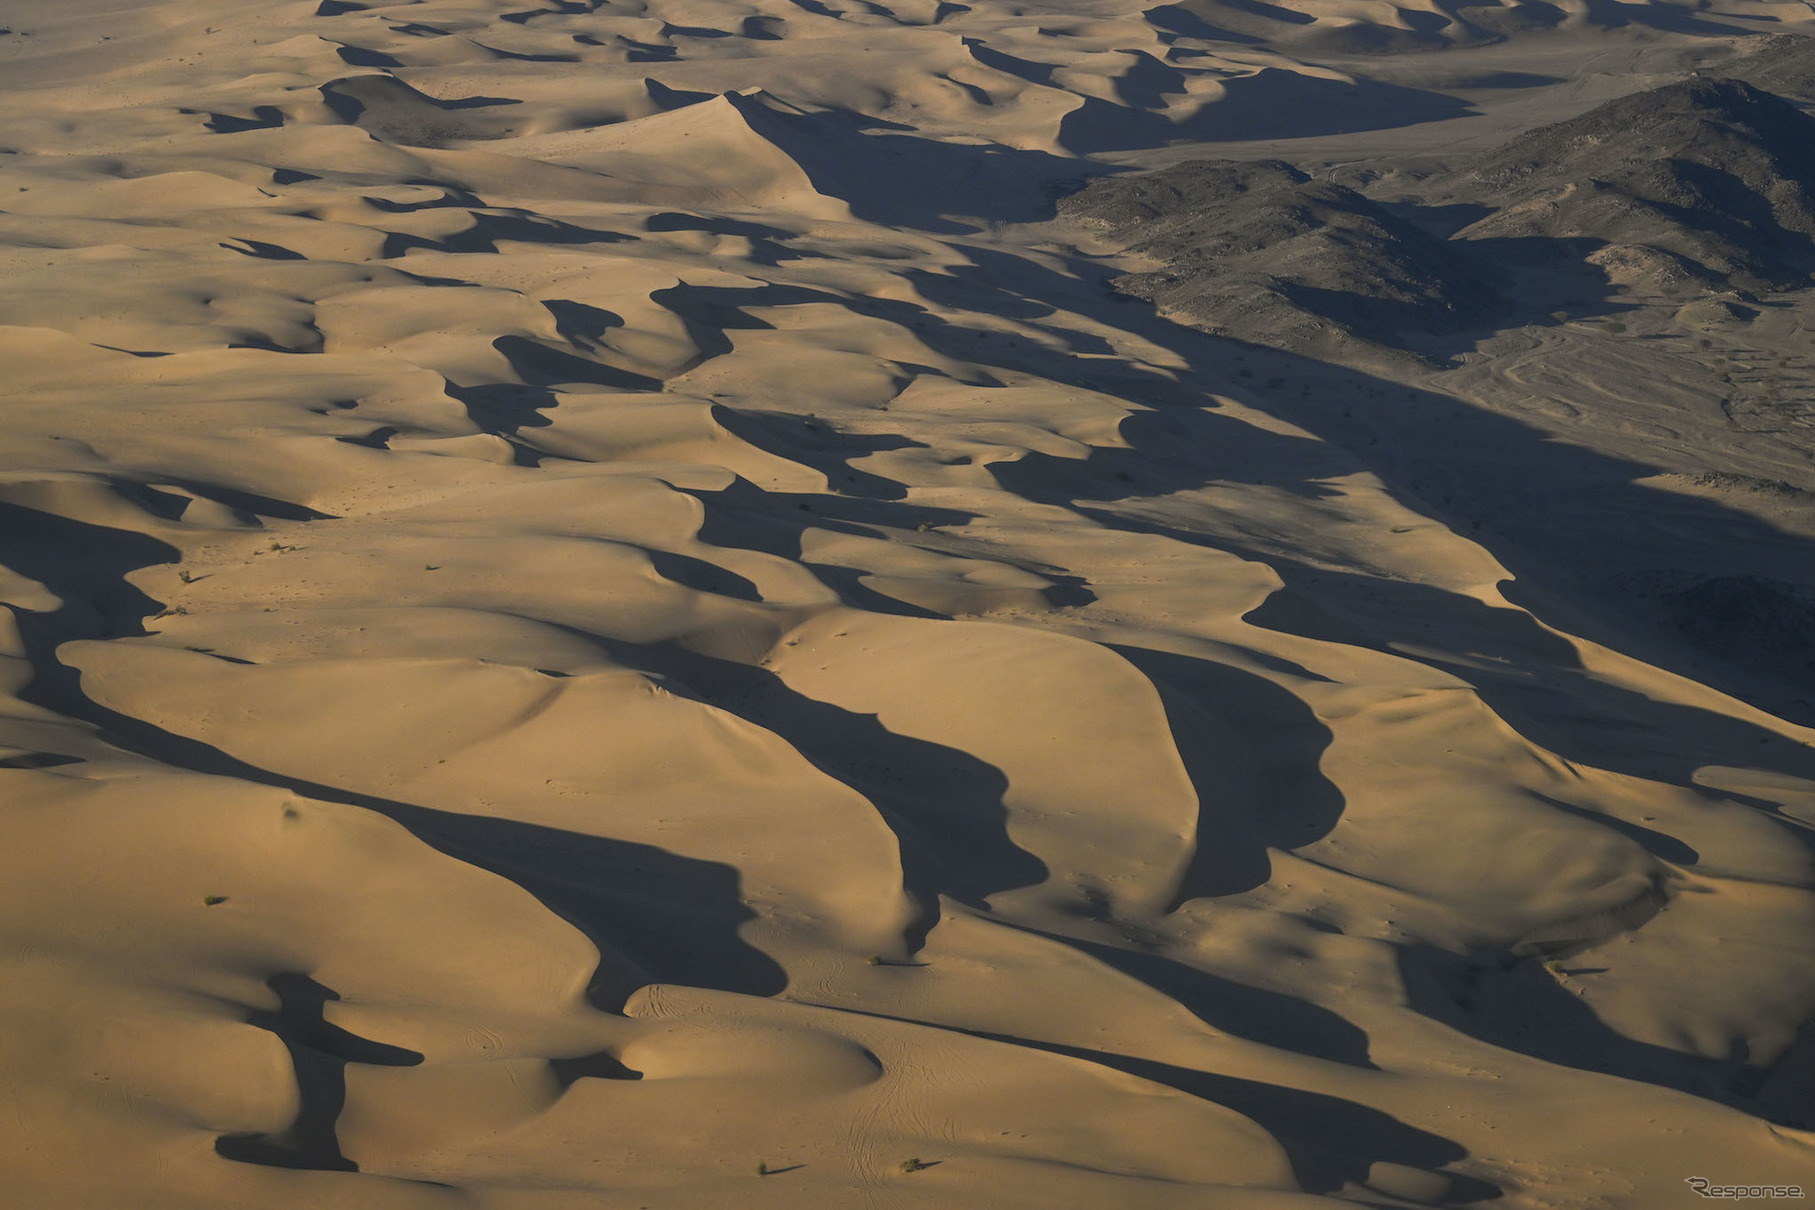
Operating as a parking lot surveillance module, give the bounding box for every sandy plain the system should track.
[1,0,1814,1206]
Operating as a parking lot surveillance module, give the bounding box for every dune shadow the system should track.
[731,228,1815,1119]
[647,279,800,372]
[541,298,627,346]
[0,508,787,1010]
[1577,0,1763,35]
[708,405,924,502]
[202,105,286,134]
[850,1011,1498,1199]
[1,498,1044,971]
[561,640,1048,954]
[1530,791,1700,865]
[215,973,421,1173]
[456,207,1815,1119]
[1145,3,1264,44]
[885,239,1815,740]
[1060,70,1475,152]
[443,332,662,462]
[1400,943,1815,1129]
[321,73,522,144]
[681,475,985,619]
[1112,645,1344,899]
[0,500,176,633]
[379,209,636,257]
[1052,928,1374,1067]
[646,548,764,601]
[644,211,804,267]
[333,44,402,69]
[724,94,1085,232]
[1243,566,1815,810]
[220,237,308,261]
[1145,1060,1499,1198]
[1179,1067,1500,1198]
[709,663,1048,950]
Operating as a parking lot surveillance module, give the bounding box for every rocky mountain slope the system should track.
[1065,66,1815,354]
[1057,159,1502,358]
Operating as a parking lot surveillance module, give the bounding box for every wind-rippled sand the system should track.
[2,1,1813,1206]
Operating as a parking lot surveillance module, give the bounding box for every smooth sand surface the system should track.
[2,1,1814,1206]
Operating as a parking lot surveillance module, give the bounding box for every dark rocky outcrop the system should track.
[1057,158,1501,357]
[1062,73,1815,358]
[1715,32,1815,103]
[1446,76,1815,293]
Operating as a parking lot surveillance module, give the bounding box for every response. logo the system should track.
[1686,1178,1807,1200]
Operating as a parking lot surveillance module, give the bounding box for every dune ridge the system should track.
[2,0,1814,1206]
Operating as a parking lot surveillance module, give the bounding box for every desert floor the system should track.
[1,1,1813,1207]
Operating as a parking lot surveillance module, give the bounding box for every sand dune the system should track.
[3,0,1815,1206]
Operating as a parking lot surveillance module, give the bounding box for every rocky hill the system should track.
[1448,76,1815,294]
[1057,159,1501,358]
[1067,72,1815,359]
